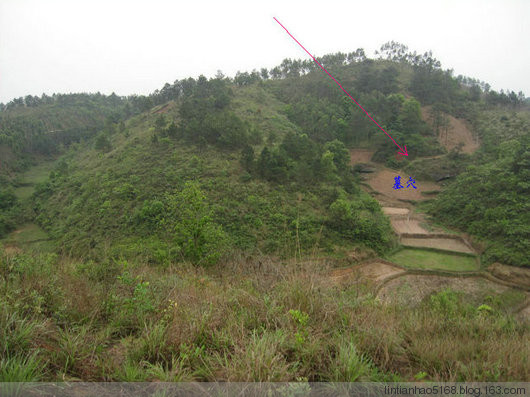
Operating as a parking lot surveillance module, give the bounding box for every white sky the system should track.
[0,0,529,103]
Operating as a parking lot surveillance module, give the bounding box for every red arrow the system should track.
[273,17,408,156]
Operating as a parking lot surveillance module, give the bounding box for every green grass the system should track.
[7,224,49,244]
[389,248,479,272]
[13,185,35,201]
[14,160,56,200]
[1,223,53,254]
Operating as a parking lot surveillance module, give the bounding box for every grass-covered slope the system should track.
[0,93,129,175]
[28,48,530,268]
[0,93,135,237]
[33,79,395,263]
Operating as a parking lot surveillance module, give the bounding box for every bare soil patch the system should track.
[377,274,510,306]
[391,219,429,234]
[517,304,530,323]
[488,263,530,288]
[382,207,409,215]
[153,103,171,114]
[421,106,479,154]
[400,237,474,254]
[349,149,374,165]
[2,244,21,255]
[366,169,440,202]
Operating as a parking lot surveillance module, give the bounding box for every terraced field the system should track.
[344,149,529,321]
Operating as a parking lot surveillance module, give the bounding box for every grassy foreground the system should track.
[0,250,527,382]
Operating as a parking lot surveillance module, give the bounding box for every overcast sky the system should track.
[1,0,529,103]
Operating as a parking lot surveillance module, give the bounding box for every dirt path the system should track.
[365,168,441,203]
[391,219,429,234]
[349,149,374,164]
[382,207,409,216]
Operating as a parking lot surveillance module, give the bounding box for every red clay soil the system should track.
[421,106,479,154]
[366,168,440,202]
[349,149,375,165]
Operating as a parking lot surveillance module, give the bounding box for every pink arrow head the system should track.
[273,17,411,158]
[397,145,408,156]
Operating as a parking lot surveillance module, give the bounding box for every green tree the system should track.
[95,133,111,152]
[165,182,228,266]
[398,98,423,134]
[154,114,166,133]
[240,144,255,172]
[323,140,350,171]
[257,147,272,179]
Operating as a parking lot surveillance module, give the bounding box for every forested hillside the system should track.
[14,42,527,267]
[0,91,169,237]
[429,111,530,266]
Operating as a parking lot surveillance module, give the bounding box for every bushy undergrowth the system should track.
[33,134,395,264]
[0,250,527,382]
[429,134,530,267]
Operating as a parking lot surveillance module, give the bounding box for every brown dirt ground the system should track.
[377,274,511,306]
[517,304,530,322]
[382,207,410,215]
[391,219,429,234]
[2,244,22,255]
[421,106,479,154]
[349,149,374,165]
[366,168,440,202]
[488,263,530,288]
[400,237,474,254]
[330,262,405,284]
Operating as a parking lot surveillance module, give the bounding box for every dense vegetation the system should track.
[0,93,130,238]
[429,113,530,266]
[24,42,528,267]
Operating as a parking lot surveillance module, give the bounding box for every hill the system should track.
[26,44,530,268]
[0,42,529,382]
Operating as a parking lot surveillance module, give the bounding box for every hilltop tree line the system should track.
[1,41,524,164]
